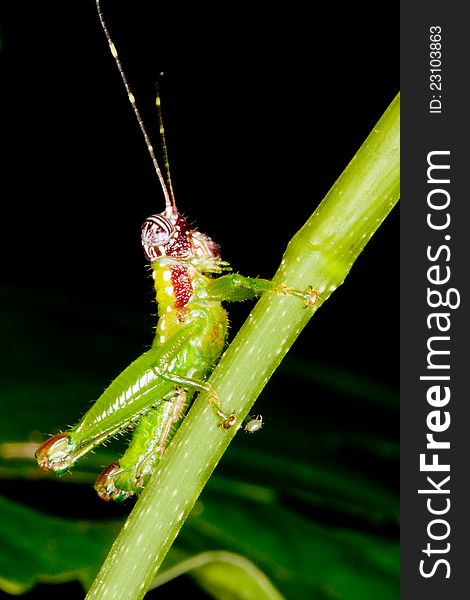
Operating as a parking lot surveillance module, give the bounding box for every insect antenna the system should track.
[95,0,176,215]
[155,74,177,210]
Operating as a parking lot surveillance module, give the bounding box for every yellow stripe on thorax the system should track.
[153,266,176,314]
[153,265,187,346]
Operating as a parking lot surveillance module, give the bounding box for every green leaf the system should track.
[0,495,120,595]
[220,444,398,526]
[280,356,398,409]
[153,551,285,600]
[177,493,399,600]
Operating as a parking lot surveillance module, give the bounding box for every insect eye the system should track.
[141,214,174,246]
[141,214,176,262]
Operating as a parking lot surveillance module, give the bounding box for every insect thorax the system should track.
[152,261,228,359]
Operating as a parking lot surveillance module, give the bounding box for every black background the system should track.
[0,0,398,383]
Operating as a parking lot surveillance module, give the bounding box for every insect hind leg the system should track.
[95,388,189,502]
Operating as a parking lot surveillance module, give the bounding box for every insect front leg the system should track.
[95,388,191,502]
[202,274,318,307]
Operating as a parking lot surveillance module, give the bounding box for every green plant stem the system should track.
[86,93,400,599]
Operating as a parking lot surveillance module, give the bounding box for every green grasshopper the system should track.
[35,0,317,502]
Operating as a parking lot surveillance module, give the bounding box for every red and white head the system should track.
[141,208,220,263]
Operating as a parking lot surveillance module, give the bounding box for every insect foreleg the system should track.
[202,274,318,307]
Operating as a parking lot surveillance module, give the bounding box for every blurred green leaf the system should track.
[281,356,398,409]
[0,285,398,598]
[0,495,120,595]
[152,551,286,600]
[176,492,399,599]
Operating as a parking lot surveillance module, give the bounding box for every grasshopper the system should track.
[35,0,317,502]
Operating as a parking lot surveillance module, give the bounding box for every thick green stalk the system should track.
[86,93,400,599]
